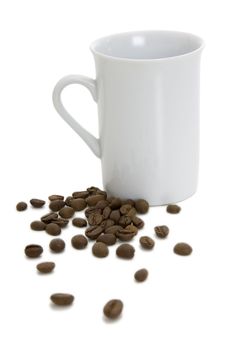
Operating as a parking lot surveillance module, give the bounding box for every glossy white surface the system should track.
[53,31,204,205]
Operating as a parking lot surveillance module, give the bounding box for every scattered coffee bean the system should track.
[30,220,46,231]
[134,268,148,282]
[167,204,181,214]
[41,212,58,224]
[132,216,144,228]
[103,299,123,319]
[109,198,122,209]
[95,200,109,209]
[59,207,75,219]
[49,200,65,212]
[140,236,155,249]
[105,225,122,235]
[119,215,132,227]
[122,199,135,206]
[135,199,149,214]
[16,201,27,211]
[48,195,64,201]
[120,204,132,215]
[72,190,89,199]
[173,242,192,256]
[51,218,69,228]
[65,196,73,206]
[102,206,111,219]
[50,293,74,306]
[116,230,135,242]
[110,209,121,223]
[154,225,169,238]
[46,223,61,236]
[49,238,65,253]
[85,207,102,218]
[88,212,103,226]
[86,194,106,206]
[72,217,87,227]
[97,233,117,246]
[92,242,109,258]
[70,198,87,211]
[37,262,55,273]
[25,244,43,258]
[125,224,138,235]
[71,234,88,249]
[85,226,103,240]
[116,243,135,259]
[127,207,137,218]
[100,219,115,230]
[87,186,101,195]
[30,198,45,208]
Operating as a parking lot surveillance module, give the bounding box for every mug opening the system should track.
[90,30,204,61]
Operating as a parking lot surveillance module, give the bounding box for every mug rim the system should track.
[90,30,204,62]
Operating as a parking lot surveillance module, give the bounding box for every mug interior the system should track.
[90,31,203,60]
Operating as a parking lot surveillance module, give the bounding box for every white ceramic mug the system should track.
[53,30,204,205]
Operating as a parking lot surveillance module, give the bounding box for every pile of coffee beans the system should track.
[17,186,193,319]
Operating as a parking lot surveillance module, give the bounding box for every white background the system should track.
[0,1,232,349]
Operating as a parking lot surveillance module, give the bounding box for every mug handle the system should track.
[52,75,101,158]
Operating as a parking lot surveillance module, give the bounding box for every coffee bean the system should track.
[25,244,43,258]
[41,212,58,224]
[71,234,88,249]
[116,230,135,242]
[97,233,117,246]
[173,242,192,256]
[88,212,103,226]
[16,201,27,211]
[140,236,155,249]
[119,215,132,227]
[116,243,135,259]
[72,218,87,227]
[49,200,65,212]
[103,299,123,319]
[59,207,75,219]
[105,225,122,235]
[134,268,148,282]
[37,262,55,273]
[65,196,73,206]
[72,190,89,199]
[30,220,46,231]
[70,198,87,211]
[135,199,149,214]
[51,218,69,228]
[109,209,121,223]
[109,198,122,209]
[154,225,169,238]
[167,204,181,214]
[49,195,64,201]
[95,200,109,209]
[92,242,109,258]
[50,293,74,306]
[87,186,101,194]
[85,226,103,240]
[125,224,138,235]
[102,206,111,219]
[85,207,102,218]
[30,198,45,208]
[46,223,61,236]
[127,207,137,218]
[49,238,65,253]
[132,216,144,229]
[100,219,115,230]
[86,194,106,206]
[121,199,135,206]
[120,204,132,215]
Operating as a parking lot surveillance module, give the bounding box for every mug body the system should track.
[91,31,204,205]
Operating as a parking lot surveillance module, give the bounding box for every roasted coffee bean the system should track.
[135,199,149,214]
[46,223,61,236]
[49,200,65,212]
[88,212,103,226]
[120,204,132,215]
[110,209,121,223]
[87,186,100,194]
[16,201,27,211]
[121,199,135,206]
[173,242,192,256]
[127,207,137,218]
[50,293,74,306]
[30,198,45,208]
[116,243,135,259]
[49,195,64,201]
[86,194,106,206]
[72,190,89,199]
[103,299,123,319]
[125,224,138,235]
[167,204,181,214]
[51,218,69,228]
[140,236,155,249]
[72,218,87,227]
[65,196,73,206]
[71,234,88,249]
[92,242,109,258]
[85,207,102,218]
[25,244,43,258]
[70,198,87,211]
[109,198,122,209]
[105,225,122,235]
[97,233,117,246]
[134,268,148,282]
[132,216,144,229]
[59,207,75,219]
[95,200,109,209]
[49,238,65,253]
[41,212,58,224]
[36,262,55,273]
[102,206,111,219]
[100,219,115,230]
[119,215,132,227]
[116,230,135,242]
[154,225,169,238]
[85,226,103,240]
[30,220,46,231]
